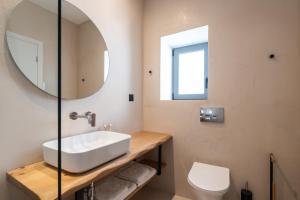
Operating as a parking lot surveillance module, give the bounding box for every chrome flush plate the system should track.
[200,107,224,123]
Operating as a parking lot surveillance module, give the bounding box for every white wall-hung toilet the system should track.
[188,162,230,200]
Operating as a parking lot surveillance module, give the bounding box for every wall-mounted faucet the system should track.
[69,111,96,127]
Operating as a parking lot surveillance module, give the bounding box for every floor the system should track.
[131,187,191,200]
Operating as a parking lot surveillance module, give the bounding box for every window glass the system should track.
[173,43,208,100]
[178,50,205,95]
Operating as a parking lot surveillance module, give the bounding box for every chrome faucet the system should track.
[69,111,96,127]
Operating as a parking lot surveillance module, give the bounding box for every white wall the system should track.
[0,0,143,199]
[143,0,300,199]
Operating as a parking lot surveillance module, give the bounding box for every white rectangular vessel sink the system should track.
[43,131,131,173]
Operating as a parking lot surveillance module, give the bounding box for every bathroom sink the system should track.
[43,131,131,173]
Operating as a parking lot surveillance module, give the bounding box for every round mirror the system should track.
[6,0,110,99]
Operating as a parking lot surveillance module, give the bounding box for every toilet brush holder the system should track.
[241,182,252,200]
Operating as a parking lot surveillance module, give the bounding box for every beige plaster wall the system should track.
[143,0,300,199]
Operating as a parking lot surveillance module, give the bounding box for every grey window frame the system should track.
[172,42,208,100]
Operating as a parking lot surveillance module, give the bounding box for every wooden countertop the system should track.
[7,131,172,200]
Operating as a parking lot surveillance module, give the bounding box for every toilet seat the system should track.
[188,162,230,193]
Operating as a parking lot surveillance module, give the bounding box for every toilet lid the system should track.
[188,162,230,192]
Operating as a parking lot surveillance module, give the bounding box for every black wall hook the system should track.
[269,54,275,59]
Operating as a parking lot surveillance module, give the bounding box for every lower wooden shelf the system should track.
[125,172,156,200]
[7,131,172,200]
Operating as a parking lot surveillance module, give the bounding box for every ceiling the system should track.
[29,0,89,24]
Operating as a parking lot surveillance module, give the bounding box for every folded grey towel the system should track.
[95,176,137,200]
[116,162,157,186]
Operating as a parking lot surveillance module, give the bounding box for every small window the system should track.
[172,43,208,100]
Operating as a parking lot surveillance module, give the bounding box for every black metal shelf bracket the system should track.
[157,145,162,176]
[270,153,274,200]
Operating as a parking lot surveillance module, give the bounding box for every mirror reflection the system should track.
[6,0,110,99]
